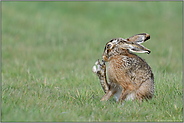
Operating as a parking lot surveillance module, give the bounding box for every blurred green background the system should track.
[1,1,183,122]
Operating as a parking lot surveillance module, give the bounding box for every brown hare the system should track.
[92,33,154,103]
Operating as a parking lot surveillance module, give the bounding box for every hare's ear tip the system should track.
[147,50,151,54]
[145,33,150,40]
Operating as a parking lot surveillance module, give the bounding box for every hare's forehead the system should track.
[111,39,118,44]
[109,38,126,44]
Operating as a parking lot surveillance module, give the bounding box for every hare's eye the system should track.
[107,44,112,49]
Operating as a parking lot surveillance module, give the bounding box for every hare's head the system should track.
[102,33,151,62]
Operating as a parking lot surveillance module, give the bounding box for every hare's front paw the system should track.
[92,59,106,77]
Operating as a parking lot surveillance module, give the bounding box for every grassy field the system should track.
[1,1,183,122]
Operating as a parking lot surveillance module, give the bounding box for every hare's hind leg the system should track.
[117,89,130,103]
[100,87,117,101]
[136,81,154,102]
[92,59,109,93]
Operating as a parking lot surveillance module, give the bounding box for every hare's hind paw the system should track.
[92,59,99,73]
[92,59,106,77]
[92,65,97,73]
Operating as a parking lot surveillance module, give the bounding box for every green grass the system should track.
[1,1,183,122]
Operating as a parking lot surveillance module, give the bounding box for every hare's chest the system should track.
[107,56,128,71]
[107,57,126,82]
[106,56,137,82]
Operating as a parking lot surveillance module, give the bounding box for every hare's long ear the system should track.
[126,33,150,44]
[118,41,151,54]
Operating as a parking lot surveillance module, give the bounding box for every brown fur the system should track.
[92,33,154,103]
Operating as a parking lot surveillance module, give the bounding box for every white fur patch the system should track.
[129,49,149,54]
[112,40,118,44]
[114,88,123,102]
[92,66,97,73]
[113,88,136,102]
[125,92,136,101]
[95,61,99,65]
